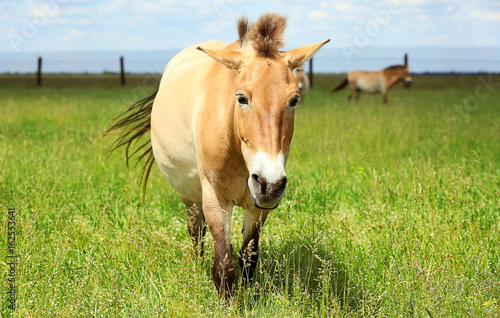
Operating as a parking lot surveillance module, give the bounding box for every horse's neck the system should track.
[383,70,402,88]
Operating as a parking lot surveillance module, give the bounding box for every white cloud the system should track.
[29,3,62,19]
[76,18,91,25]
[62,28,88,41]
[307,10,329,20]
[51,18,69,24]
[331,3,350,13]
[469,9,500,22]
[96,0,127,14]
[483,12,500,22]
[30,6,51,16]
[417,14,429,21]
[136,1,175,14]
[67,8,92,15]
[404,0,433,5]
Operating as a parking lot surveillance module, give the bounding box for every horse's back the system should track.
[159,41,227,87]
[151,40,228,202]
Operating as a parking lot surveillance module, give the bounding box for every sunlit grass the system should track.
[1,74,499,316]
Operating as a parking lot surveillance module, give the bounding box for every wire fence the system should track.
[3,47,500,73]
[1,48,499,87]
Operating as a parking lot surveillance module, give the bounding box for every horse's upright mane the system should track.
[384,64,406,70]
[237,16,252,46]
[244,13,287,58]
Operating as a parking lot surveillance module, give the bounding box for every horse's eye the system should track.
[289,96,300,107]
[237,94,248,106]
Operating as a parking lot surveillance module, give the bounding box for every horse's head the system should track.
[198,14,329,209]
[402,66,412,88]
[294,69,306,91]
[385,64,412,88]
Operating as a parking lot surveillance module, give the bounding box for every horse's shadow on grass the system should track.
[232,233,363,312]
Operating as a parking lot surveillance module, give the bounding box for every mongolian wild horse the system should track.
[107,13,329,299]
[330,54,412,103]
[293,68,310,93]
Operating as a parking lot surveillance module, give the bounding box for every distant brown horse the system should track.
[330,64,412,103]
[293,68,310,93]
[107,13,329,299]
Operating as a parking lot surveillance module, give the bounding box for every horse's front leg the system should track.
[381,83,390,103]
[239,207,270,285]
[202,182,235,300]
[382,90,388,103]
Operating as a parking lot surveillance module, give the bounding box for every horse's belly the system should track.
[151,93,203,202]
[151,133,202,202]
[356,78,381,93]
[159,158,202,203]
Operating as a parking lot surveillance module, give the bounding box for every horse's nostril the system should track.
[252,174,259,182]
[252,174,267,193]
[276,176,288,194]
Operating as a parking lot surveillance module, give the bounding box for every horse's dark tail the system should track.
[105,90,158,198]
[330,77,348,94]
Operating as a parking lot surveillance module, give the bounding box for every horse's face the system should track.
[233,57,299,209]
[198,39,329,209]
[402,67,412,88]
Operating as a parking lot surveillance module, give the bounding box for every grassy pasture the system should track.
[1,73,499,317]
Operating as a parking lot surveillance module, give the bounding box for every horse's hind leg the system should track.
[239,208,270,285]
[182,197,206,257]
[347,82,357,101]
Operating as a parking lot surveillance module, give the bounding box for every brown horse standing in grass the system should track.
[107,13,329,299]
[330,59,412,103]
[293,68,310,93]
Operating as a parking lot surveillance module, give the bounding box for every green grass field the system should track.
[1,73,499,317]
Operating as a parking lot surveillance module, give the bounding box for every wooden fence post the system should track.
[120,56,125,86]
[308,58,313,89]
[37,57,42,87]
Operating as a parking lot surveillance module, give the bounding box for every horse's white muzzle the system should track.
[248,152,288,210]
[404,77,412,88]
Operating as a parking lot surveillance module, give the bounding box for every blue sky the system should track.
[1,0,499,53]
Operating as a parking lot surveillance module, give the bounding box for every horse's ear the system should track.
[197,47,243,70]
[284,39,330,70]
